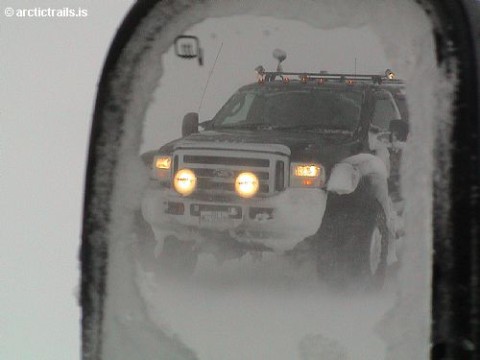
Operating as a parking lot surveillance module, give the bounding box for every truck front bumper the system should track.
[141,187,327,252]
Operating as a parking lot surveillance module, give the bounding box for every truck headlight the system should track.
[294,165,320,177]
[173,169,197,196]
[290,163,326,187]
[152,155,172,181]
[154,156,171,169]
[235,172,259,198]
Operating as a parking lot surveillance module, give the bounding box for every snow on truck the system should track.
[139,54,408,289]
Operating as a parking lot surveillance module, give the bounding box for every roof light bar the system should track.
[254,67,403,84]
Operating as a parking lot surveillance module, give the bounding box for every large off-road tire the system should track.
[158,235,199,278]
[315,187,388,291]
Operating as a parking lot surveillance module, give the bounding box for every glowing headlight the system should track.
[151,155,172,181]
[290,163,325,187]
[173,169,197,196]
[235,172,259,198]
[154,156,171,170]
[294,165,320,177]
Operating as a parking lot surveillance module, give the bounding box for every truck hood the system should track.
[160,130,361,168]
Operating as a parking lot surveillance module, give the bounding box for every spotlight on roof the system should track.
[385,69,396,80]
[273,49,287,72]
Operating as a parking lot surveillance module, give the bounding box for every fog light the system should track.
[173,169,196,196]
[235,172,259,198]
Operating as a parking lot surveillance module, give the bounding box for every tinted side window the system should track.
[372,93,400,130]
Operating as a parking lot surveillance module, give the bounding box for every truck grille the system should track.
[174,150,288,198]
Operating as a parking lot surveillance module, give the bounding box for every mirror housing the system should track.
[182,112,199,137]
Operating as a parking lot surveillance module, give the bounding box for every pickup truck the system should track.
[139,68,407,289]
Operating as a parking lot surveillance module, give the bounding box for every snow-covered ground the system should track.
[137,252,397,360]
[0,2,133,359]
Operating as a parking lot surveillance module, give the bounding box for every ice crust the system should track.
[95,0,455,359]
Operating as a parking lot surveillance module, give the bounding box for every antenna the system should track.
[198,42,223,113]
[355,57,357,76]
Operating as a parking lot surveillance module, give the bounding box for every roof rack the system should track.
[257,70,403,85]
[258,51,402,85]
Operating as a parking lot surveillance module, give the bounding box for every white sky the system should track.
[0,2,133,359]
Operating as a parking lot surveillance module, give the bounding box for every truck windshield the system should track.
[212,88,363,132]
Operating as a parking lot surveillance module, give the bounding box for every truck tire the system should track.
[316,187,388,291]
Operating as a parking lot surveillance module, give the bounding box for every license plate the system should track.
[199,211,231,224]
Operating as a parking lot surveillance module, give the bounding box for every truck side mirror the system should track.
[182,112,199,137]
[389,119,409,142]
